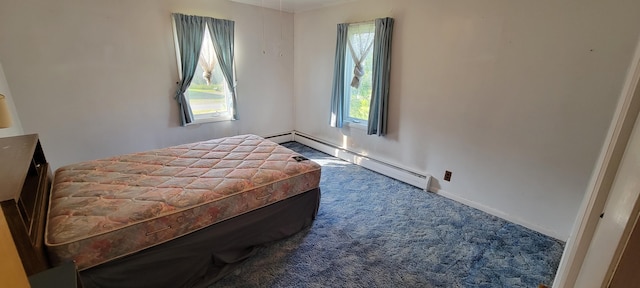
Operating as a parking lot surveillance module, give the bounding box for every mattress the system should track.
[45,134,321,270]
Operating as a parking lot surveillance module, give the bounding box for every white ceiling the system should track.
[228,0,357,13]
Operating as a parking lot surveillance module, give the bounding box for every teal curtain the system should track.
[173,13,205,126]
[367,17,394,136]
[206,18,238,120]
[330,23,348,128]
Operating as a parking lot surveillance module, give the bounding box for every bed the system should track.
[42,134,321,287]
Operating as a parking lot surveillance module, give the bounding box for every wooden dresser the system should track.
[0,134,51,278]
[1,134,82,287]
[0,134,51,281]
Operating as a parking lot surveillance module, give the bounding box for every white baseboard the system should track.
[292,131,431,191]
[262,132,294,143]
[283,130,559,240]
[432,187,563,240]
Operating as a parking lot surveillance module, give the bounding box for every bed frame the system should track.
[81,188,320,288]
[2,134,320,287]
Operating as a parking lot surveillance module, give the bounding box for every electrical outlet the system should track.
[444,170,452,182]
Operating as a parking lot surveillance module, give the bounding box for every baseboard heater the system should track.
[287,131,431,191]
[262,132,294,143]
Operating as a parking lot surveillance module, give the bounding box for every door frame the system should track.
[553,34,640,287]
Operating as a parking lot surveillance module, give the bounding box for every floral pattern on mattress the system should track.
[45,134,321,270]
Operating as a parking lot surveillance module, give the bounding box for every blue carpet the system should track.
[214,142,564,287]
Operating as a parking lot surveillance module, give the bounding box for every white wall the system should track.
[0,0,294,169]
[293,0,640,240]
[0,61,24,138]
[2,0,639,241]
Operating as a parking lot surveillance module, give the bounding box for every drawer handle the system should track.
[145,225,172,236]
[256,193,272,200]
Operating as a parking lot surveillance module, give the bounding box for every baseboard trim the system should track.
[291,131,431,191]
[283,130,560,240]
[262,132,294,143]
[432,187,563,240]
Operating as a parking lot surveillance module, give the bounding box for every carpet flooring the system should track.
[213,142,565,287]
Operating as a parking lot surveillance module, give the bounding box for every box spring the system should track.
[80,187,320,288]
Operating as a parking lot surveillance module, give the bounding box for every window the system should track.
[343,22,374,125]
[330,18,394,136]
[186,25,232,122]
[172,14,237,126]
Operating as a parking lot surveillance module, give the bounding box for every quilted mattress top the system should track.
[46,134,321,247]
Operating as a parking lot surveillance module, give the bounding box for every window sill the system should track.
[188,116,233,125]
[344,121,367,130]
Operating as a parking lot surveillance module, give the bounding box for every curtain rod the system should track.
[345,17,392,25]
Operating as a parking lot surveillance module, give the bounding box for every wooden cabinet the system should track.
[0,207,30,287]
[0,134,51,276]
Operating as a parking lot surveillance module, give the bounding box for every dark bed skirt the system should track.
[79,188,321,288]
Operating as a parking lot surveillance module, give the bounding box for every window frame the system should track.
[342,21,375,126]
[172,18,234,124]
[330,17,393,136]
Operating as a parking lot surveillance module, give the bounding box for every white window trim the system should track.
[188,114,233,125]
[171,16,182,80]
[342,21,374,126]
[344,121,367,130]
[172,17,234,124]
